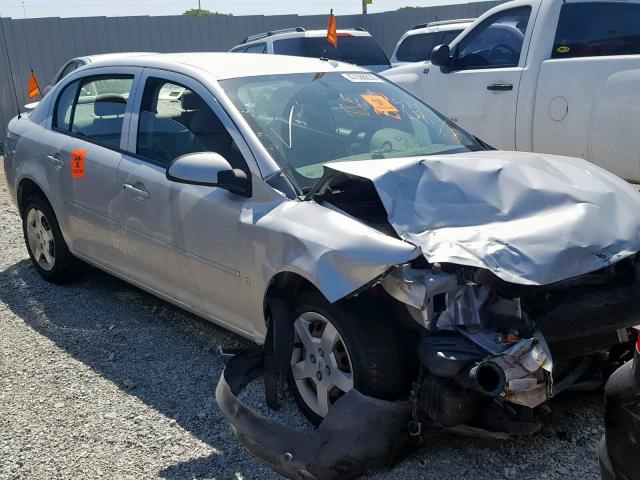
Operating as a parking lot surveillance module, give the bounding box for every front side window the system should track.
[273,36,390,67]
[136,77,245,170]
[552,2,640,59]
[455,7,531,69]
[221,72,483,193]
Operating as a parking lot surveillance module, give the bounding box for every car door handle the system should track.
[123,183,150,200]
[487,83,513,91]
[46,154,65,169]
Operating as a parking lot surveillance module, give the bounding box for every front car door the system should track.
[422,3,536,149]
[118,68,257,337]
[40,67,141,274]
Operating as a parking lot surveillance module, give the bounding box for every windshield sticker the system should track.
[71,149,87,179]
[341,73,384,83]
[361,93,401,120]
[556,45,570,54]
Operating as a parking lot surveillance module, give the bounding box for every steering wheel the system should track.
[488,43,518,64]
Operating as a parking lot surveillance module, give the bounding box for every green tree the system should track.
[183,8,230,16]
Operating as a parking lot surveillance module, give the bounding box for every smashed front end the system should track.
[311,153,640,436]
[218,153,640,477]
[382,258,640,436]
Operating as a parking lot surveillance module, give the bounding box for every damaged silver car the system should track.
[5,53,640,475]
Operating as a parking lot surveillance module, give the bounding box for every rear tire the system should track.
[22,193,82,283]
[288,291,412,424]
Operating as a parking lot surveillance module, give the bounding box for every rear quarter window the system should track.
[552,2,640,58]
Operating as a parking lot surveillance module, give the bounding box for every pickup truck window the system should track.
[455,6,531,70]
[552,3,640,59]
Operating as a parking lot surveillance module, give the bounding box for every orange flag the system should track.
[327,9,337,48]
[28,70,40,98]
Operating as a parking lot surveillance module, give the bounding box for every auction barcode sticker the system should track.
[341,73,384,83]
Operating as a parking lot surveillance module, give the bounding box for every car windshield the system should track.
[221,72,484,193]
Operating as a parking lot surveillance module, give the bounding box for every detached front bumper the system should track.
[216,349,412,480]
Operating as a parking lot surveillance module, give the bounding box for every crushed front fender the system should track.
[215,349,412,480]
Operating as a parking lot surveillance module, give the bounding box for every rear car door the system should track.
[40,68,140,274]
[118,68,256,336]
[422,5,534,148]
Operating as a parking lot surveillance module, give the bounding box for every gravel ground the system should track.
[0,159,610,480]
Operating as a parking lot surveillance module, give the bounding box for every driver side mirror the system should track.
[431,44,452,73]
[166,152,251,198]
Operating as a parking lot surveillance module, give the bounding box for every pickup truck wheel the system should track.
[289,291,410,424]
[22,194,81,283]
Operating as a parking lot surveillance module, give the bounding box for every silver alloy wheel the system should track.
[26,207,56,271]
[291,311,354,418]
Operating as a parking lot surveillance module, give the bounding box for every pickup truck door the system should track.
[532,0,640,182]
[420,4,535,149]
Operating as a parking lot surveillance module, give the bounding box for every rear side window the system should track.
[273,35,390,67]
[552,3,640,59]
[396,30,465,62]
[54,75,134,149]
[57,61,78,83]
[245,43,267,54]
[136,77,246,170]
[396,32,441,62]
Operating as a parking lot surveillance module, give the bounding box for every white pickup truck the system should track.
[383,0,640,181]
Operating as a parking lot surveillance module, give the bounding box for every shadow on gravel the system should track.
[0,259,608,480]
[0,259,259,479]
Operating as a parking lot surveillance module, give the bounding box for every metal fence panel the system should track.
[0,0,503,141]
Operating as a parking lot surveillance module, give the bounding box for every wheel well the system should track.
[263,272,321,318]
[17,179,47,216]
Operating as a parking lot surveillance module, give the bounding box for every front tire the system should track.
[289,291,412,424]
[22,193,81,283]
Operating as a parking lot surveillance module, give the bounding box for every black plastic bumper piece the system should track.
[215,349,412,480]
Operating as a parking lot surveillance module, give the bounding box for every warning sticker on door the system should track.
[71,150,86,179]
[361,93,401,120]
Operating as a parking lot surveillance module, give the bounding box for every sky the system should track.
[0,0,466,19]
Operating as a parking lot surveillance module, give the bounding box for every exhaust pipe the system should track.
[457,361,506,397]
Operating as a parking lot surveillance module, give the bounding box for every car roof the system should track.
[88,52,368,80]
[79,52,157,64]
[239,28,371,46]
[404,19,474,36]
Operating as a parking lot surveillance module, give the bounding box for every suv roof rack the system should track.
[412,18,475,30]
[243,27,306,44]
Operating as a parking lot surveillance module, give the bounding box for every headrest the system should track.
[190,108,225,135]
[94,94,127,116]
[181,90,205,110]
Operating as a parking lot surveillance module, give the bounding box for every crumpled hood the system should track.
[323,151,640,285]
